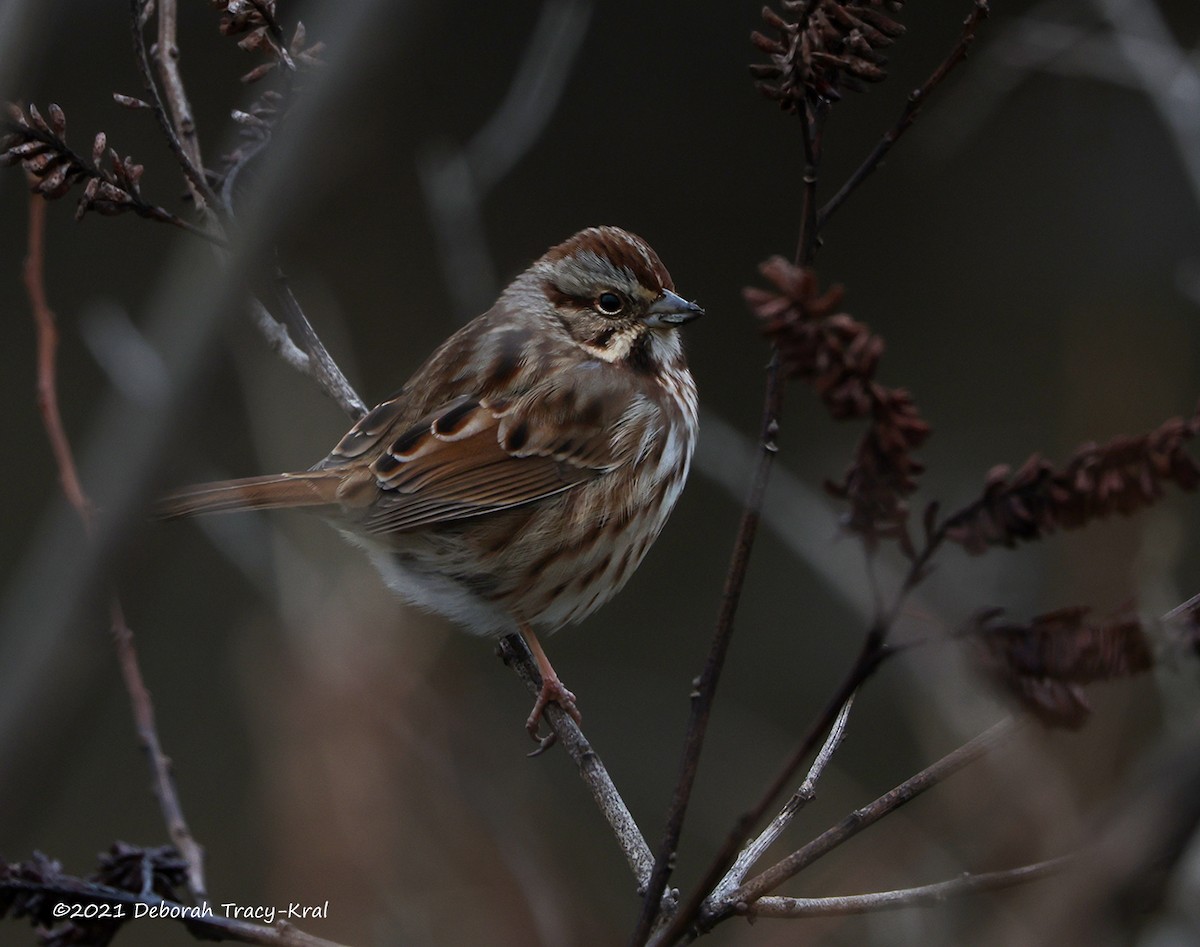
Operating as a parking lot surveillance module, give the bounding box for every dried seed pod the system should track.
[753,0,908,109]
[969,607,1154,729]
[113,93,152,109]
[747,256,930,551]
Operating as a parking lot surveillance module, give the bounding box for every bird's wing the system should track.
[327,363,652,535]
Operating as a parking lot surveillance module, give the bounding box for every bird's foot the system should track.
[526,677,581,757]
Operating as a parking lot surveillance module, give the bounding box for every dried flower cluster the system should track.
[945,408,1200,554]
[0,104,166,223]
[747,257,930,552]
[969,607,1154,729]
[211,2,325,200]
[1,844,185,946]
[211,0,324,83]
[751,0,907,108]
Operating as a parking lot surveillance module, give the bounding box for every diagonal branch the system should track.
[818,0,991,230]
[712,693,856,903]
[723,717,1019,914]
[498,635,656,889]
[272,266,367,419]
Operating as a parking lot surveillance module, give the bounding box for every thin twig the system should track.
[741,853,1075,918]
[632,353,787,946]
[1,120,225,245]
[272,267,367,420]
[712,693,856,903]
[722,717,1019,916]
[655,626,891,945]
[129,0,222,210]
[498,636,657,890]
[22,191,208,901]
[818,0,991,230]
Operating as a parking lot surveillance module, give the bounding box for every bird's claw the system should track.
[525,678,580,756]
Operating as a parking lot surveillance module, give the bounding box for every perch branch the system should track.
[498,636,656,890]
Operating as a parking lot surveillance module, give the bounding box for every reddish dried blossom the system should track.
[945,409,1200,554]
[746,257,931,552]
[969,607,1154,729]
[2,103,152,220]
[752,0,907,108]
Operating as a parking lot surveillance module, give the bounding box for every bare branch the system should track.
[272,267,367,420]
[712,694,856,903]
[742,853,1076,918]
[724,718,1019,914]
[633,353,787,946]
[22,190,207,901]
[154,0,207,209]
[498,636,656,890]
[128,0,221,210]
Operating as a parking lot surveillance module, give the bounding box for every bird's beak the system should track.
[644,289,704,328]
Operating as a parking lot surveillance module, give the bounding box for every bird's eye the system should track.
[596,292,624,316]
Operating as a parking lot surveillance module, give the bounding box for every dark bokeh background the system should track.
[3,1,1200,945]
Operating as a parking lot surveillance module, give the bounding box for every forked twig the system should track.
[712,694,856,903]
[722,717,1019,915]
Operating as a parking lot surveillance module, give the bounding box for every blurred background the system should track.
[2,0,1200,944]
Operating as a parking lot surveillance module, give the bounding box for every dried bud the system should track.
[747,256,930,552]
[35,160,74,198]
[47,103,66,137]
[241,61,278,84]
[113,93,152,109]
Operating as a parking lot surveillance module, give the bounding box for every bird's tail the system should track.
[156,471,343,519]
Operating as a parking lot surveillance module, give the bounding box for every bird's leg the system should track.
[520,622,581,754]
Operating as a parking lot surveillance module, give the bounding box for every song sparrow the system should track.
[160,226,702,749]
